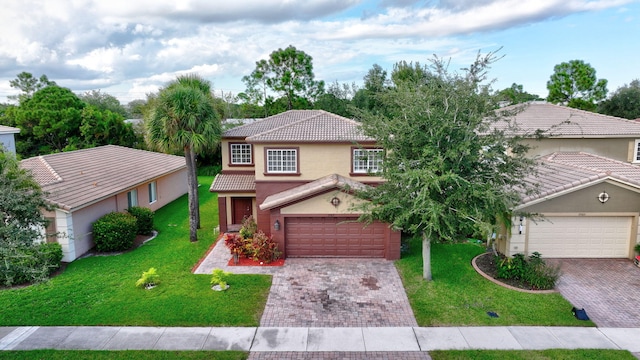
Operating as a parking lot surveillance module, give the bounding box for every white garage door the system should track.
[527,216,632,258]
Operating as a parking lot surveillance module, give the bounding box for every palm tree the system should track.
[146,74,221,242]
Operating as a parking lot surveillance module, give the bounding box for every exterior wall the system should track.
[524,138,635,162]
[255,181,308,235]
[0,133,17,154]
[253,143,384,182]
[70,197,118,260]
[114,169,188,212]
[280,191,368,215]
[54,210,75,262]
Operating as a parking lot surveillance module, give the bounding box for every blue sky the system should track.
[0,0,638,105]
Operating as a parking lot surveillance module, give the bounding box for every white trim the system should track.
[634,139,640,163]
[266,149,297,173]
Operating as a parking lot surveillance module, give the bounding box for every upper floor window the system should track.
[148,181,157,204]
[266,149,297,173]
[230,143,252,165]
[634,140,640,163]
[353,148,383,174]
[127,189,138,208]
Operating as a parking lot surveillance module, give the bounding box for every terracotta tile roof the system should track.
[494,102,640,138]
[260,173,369,210]
[209,174,256,192]
[224,110,374,143]
[20,145,186,211]
[0,125,20,134]
[520,152,640,206]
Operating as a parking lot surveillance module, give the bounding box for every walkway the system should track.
[1,326,639,354]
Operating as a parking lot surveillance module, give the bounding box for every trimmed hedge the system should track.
[92,212,137,252]
[127,206,155,235]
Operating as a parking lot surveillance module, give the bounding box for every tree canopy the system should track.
[146,74,222,242]
[242,45,325,113]
[598,79,640,120]
[546,60,608,111]
[0,151,61,286]
[8,72,56,104]
[80,90,129,118]
[354,52,536,280]
[495,83,542,106]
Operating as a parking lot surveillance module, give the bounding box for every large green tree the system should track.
[355,53,536,281]
[8,72,56,104]
[0,151,59,286]
[495,83,542,105]
[80,90,129,118]
[146,74,221,242]
[598,79,640,120]
[243,45,325,112]
[546,60,608,111]
[353,64,388,113]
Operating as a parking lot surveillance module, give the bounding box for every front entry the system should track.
[232,197,253,225]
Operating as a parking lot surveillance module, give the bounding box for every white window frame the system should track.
[148,181,157,204]
[230,143,252,165]
[634,139,640,163]
[127,189,138,208]
[266,149,298,173]
[353,148,383,173]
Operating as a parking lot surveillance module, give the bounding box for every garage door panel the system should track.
[528,216,631,258]
[286,217,386,257]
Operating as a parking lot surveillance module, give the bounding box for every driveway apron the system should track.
[259,258,418,327]
[550,258,640,328]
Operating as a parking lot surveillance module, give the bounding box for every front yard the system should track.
[0,176,271,327]
[396,236,592,327]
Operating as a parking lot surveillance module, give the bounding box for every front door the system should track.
[232,198,253,224]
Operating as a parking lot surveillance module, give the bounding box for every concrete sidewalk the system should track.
[1,326,639,353]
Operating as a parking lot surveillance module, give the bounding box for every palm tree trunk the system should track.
[190,150,201,229]
[422,231,432,281]
[184,147,198,242]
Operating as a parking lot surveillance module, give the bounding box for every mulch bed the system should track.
[227,256,285,267]
[474,251,537,291]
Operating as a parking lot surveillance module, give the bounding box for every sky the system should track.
[0,0,638,106]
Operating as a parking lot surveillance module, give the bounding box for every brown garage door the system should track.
[285,217,387,257]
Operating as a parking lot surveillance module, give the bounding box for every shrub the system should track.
[238,216,257,239]
[92,212,137,252]
[210,268,230,288]
[223,233,244,255]
[135,267,160,288]
[0,242,63,287]
[126,206,155,235]
[495,252,560,290]
[197,165,222,176]
[249,230,281,263]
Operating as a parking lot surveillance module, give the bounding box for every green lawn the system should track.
[396,237,594,326]
[0,350,247,360]
[430,349,636,360]
[0,176,271,327]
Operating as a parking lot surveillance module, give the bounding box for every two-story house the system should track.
[210,110,401,260]
[495,103,640,259]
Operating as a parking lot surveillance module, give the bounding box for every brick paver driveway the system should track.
[259,258,418,327]
[550,258,640,327]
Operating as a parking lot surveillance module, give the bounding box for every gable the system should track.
[280,191,369,215]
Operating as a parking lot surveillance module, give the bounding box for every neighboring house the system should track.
[210,110,401,260]
[20,145,187,262]
[494,103,640,259]
[0,125,20,154]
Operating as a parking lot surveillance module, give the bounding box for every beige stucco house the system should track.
[210,110,401,260]
[20,145,188,261]
[495,103,640,259]
[0,125,20,155]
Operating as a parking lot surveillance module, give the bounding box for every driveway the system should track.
[194,240,418,327]
[259,258,418,327]
[550,258,640,327]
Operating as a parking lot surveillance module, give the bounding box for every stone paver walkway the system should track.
[550,258,640,328]
[260,258,418,327]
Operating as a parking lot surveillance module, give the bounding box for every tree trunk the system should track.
[185,147,198,242]
[190,150,201,229]
[422,231,432,281]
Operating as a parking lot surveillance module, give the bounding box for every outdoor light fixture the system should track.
[330,197,341,207]
[598,190,610,204]
[273,219,280,231]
